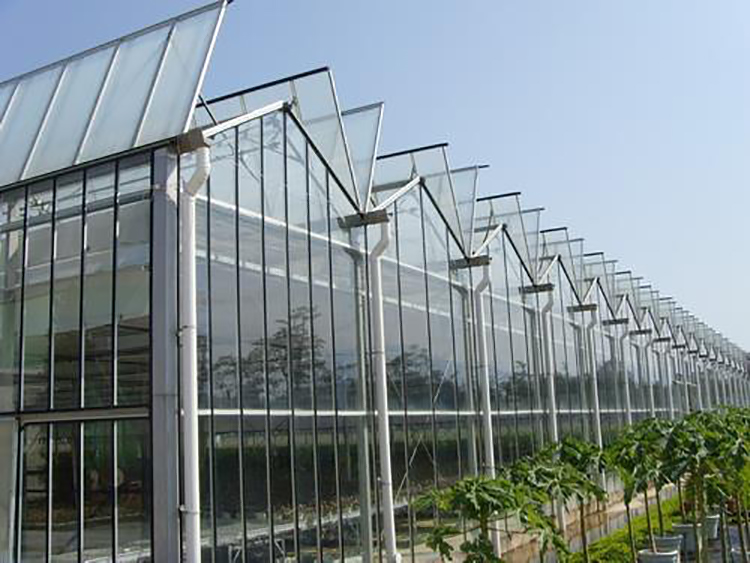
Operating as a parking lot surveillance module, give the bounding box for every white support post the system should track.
[540,294,565,531]
[692,357,704,411]
[645,343,656,418]
[369,220,401,563]
[473,264,502,557]
[666,353,675,420]
[619,334,633,426]
[151,148,181,562]
[586,313,604,449]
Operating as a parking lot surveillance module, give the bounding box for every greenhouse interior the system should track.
[0,1,747,562]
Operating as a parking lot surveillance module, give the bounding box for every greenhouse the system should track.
[0,1,747,562]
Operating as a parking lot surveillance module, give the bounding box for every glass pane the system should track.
[82,164,115,408]
[0,188,26,413]
[53,172,84,409]
[341,103,382,211]
[23,181,54,411]
[202,69,359,208]
[0,3,225,187]
[117,419,152,559]
[138,5,223,145]
[20,424,48,562]
[0,67,61,186]
[82,421,113,561]
[0,81,15,119]
[25,47,115,178]
[452,167,479,256]
[79,26,170,162]
[51,423,79,558]
[116,155,151,405]
[0,420,17,558]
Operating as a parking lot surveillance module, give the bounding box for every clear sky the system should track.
[1,0,748,350]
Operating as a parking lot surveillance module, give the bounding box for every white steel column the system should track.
[369,220,401,563]
[666,353,675,420]
[619,334,633,426]
[541,295,559,444]
[151,148,181,561]
[644,343,656,418]
[473,264,502,556]
[586,312,603,449]
[540,292,566,530]
[692,356,704,411]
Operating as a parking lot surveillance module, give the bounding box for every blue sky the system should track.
[1,0,748,350]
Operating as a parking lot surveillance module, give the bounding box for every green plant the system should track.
[569,496,682,563]
[605,425,644,563]
[415,475,517,562]
[558,437,608,563]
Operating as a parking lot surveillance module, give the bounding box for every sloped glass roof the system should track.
[0,1,226,188]
[583,253,617,309]
[539,228,586,298]
[472,193,533,275]
[198,67,360,209]
[342,102,383,211]
[374,144,464,252]
[451,165,482,254]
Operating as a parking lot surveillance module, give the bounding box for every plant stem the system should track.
[644,489,656,553]
[655,487,664,537]
[626,500,636,563]
[579,500,589,563]
[678,479,686,522]
[719,503,728,563]
[692,480,703,563]
[738,495,750,563]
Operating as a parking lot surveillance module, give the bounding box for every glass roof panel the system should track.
[138,5,224,145]
[0,1,226,188]
[539,228,585,295]
[522,208,542,282]
[79,25,172,161]
[452,166,480,254]
[200,68,359,208]
[342,103,383,212]
[0,82,15,120]
[0,66,62,184]
[374,145,464,251]
[474,194,534,277]
[24,46,115,178]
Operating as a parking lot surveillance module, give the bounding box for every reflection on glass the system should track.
[0,187,25,413]
[51,423,79,557]
[21,424,48,562]
[83,421,113,561]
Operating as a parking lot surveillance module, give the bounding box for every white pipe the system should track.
[473,264,501,556]
[644,342,656,418]
[541,295,559,444]
[666,353,676,420]
[619,334,633,426]
[693,357,704,411]
[540,294,565,531]
[586,313,603,449]
[181,145,210,563]
[369,220,401,563]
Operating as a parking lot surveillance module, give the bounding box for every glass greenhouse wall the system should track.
[0,3,748,562]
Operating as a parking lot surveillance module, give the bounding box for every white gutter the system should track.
[181,144,210,563]
[369,219,401,563]
[473,263,502,556]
